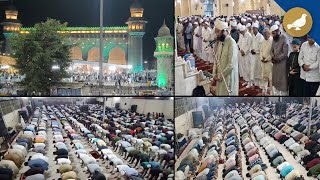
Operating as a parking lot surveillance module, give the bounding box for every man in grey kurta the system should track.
[270,25,288,95]
[212,19,239,96]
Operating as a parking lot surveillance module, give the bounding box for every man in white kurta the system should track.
[212,19,239,96]
[201,22,212,63]
[238,25,254,88]
[193,22,201,58]
[176,18,185,50]
[251,23,264,88]
[260,29,273,94]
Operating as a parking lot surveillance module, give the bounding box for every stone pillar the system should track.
[220,0,233,16]
[233,0,239,15]
[128,32,144,72]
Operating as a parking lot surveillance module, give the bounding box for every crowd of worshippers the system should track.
[66,71,157,87]
[175,101,320,180]
[0,103,174,180]
[64,104,175,180]
[176,14,320,96]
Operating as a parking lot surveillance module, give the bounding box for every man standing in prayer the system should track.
[176,18,185,50]
[298,34,320,96]
[184,20,193,52]
[193,20,203,58]
[251,23,264,88]
[238,25,254,88]
[212,19,239,96]
[260,28,273,95]
[230,21,240,43]
[270,25,289,95]
[201,22,213,63]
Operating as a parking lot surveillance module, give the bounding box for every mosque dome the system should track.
[157,20,171,37]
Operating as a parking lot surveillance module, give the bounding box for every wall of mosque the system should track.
[175,0,285,17]
[3,109,20,130]
[104,98,174,119]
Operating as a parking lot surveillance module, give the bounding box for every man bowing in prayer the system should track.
[270,25,289,95]
[212,19,239,96]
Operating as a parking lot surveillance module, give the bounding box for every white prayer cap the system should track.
[237,23,242,30]
[252,15,257,19]
[269,20,273,24]
[226,17,230,22]
[230,20,237,27]
[270,25,279,32]
[221,18,225,22]
[241,18,246,22]
[258,16,262,19]
[246,23,252,28]
[239,25,246,32]
[210,17,214,20]
[247,18,252,21]
[199,19,204,23]
[275,21,280,26]
[215,19,228,30]
[194,22,199,25]
[204,22,209,26]
[252,22,259,29]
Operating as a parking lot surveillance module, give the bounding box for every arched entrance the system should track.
[108,47,126,65]
[70,46,83,60]
[87,47,100,62]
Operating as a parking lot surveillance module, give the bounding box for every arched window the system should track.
[204,0,214,16]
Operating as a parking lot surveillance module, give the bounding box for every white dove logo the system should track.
[287,14,307,30]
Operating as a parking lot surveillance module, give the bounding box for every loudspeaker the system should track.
[131,105,137,113]
[115,103,120,110]
[192,111,204,128]
[0,113,7,136]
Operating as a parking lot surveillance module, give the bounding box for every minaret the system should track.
[154,20,173,88]
[126,0,147,73]
[1,5,22,54]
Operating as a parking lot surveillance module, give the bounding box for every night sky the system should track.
[0,0,174,61]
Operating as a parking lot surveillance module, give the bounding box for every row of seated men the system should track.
[60,104,175,180]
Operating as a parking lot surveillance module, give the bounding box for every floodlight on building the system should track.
[127,65,132,69]
[93,66,100,71]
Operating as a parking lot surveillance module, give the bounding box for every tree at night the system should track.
[11,19,72,95]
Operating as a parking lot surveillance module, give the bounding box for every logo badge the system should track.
[283,7,313,37]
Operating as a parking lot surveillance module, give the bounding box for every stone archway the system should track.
[70,46,83,60]
[87,47,100,62]
[108,47,126,65]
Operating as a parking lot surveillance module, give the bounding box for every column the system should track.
[233,0,239,15]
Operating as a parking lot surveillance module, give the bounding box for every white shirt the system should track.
[101,149,113,155]
[31,153,49,163]
[202,27,213,51]
[260,37,273,61]
[252,32,264,54]
[238,31,253,55]
[111,158,123,165]
[298,42,320,82]
[57,158,71,165]
[116,165,130,172]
